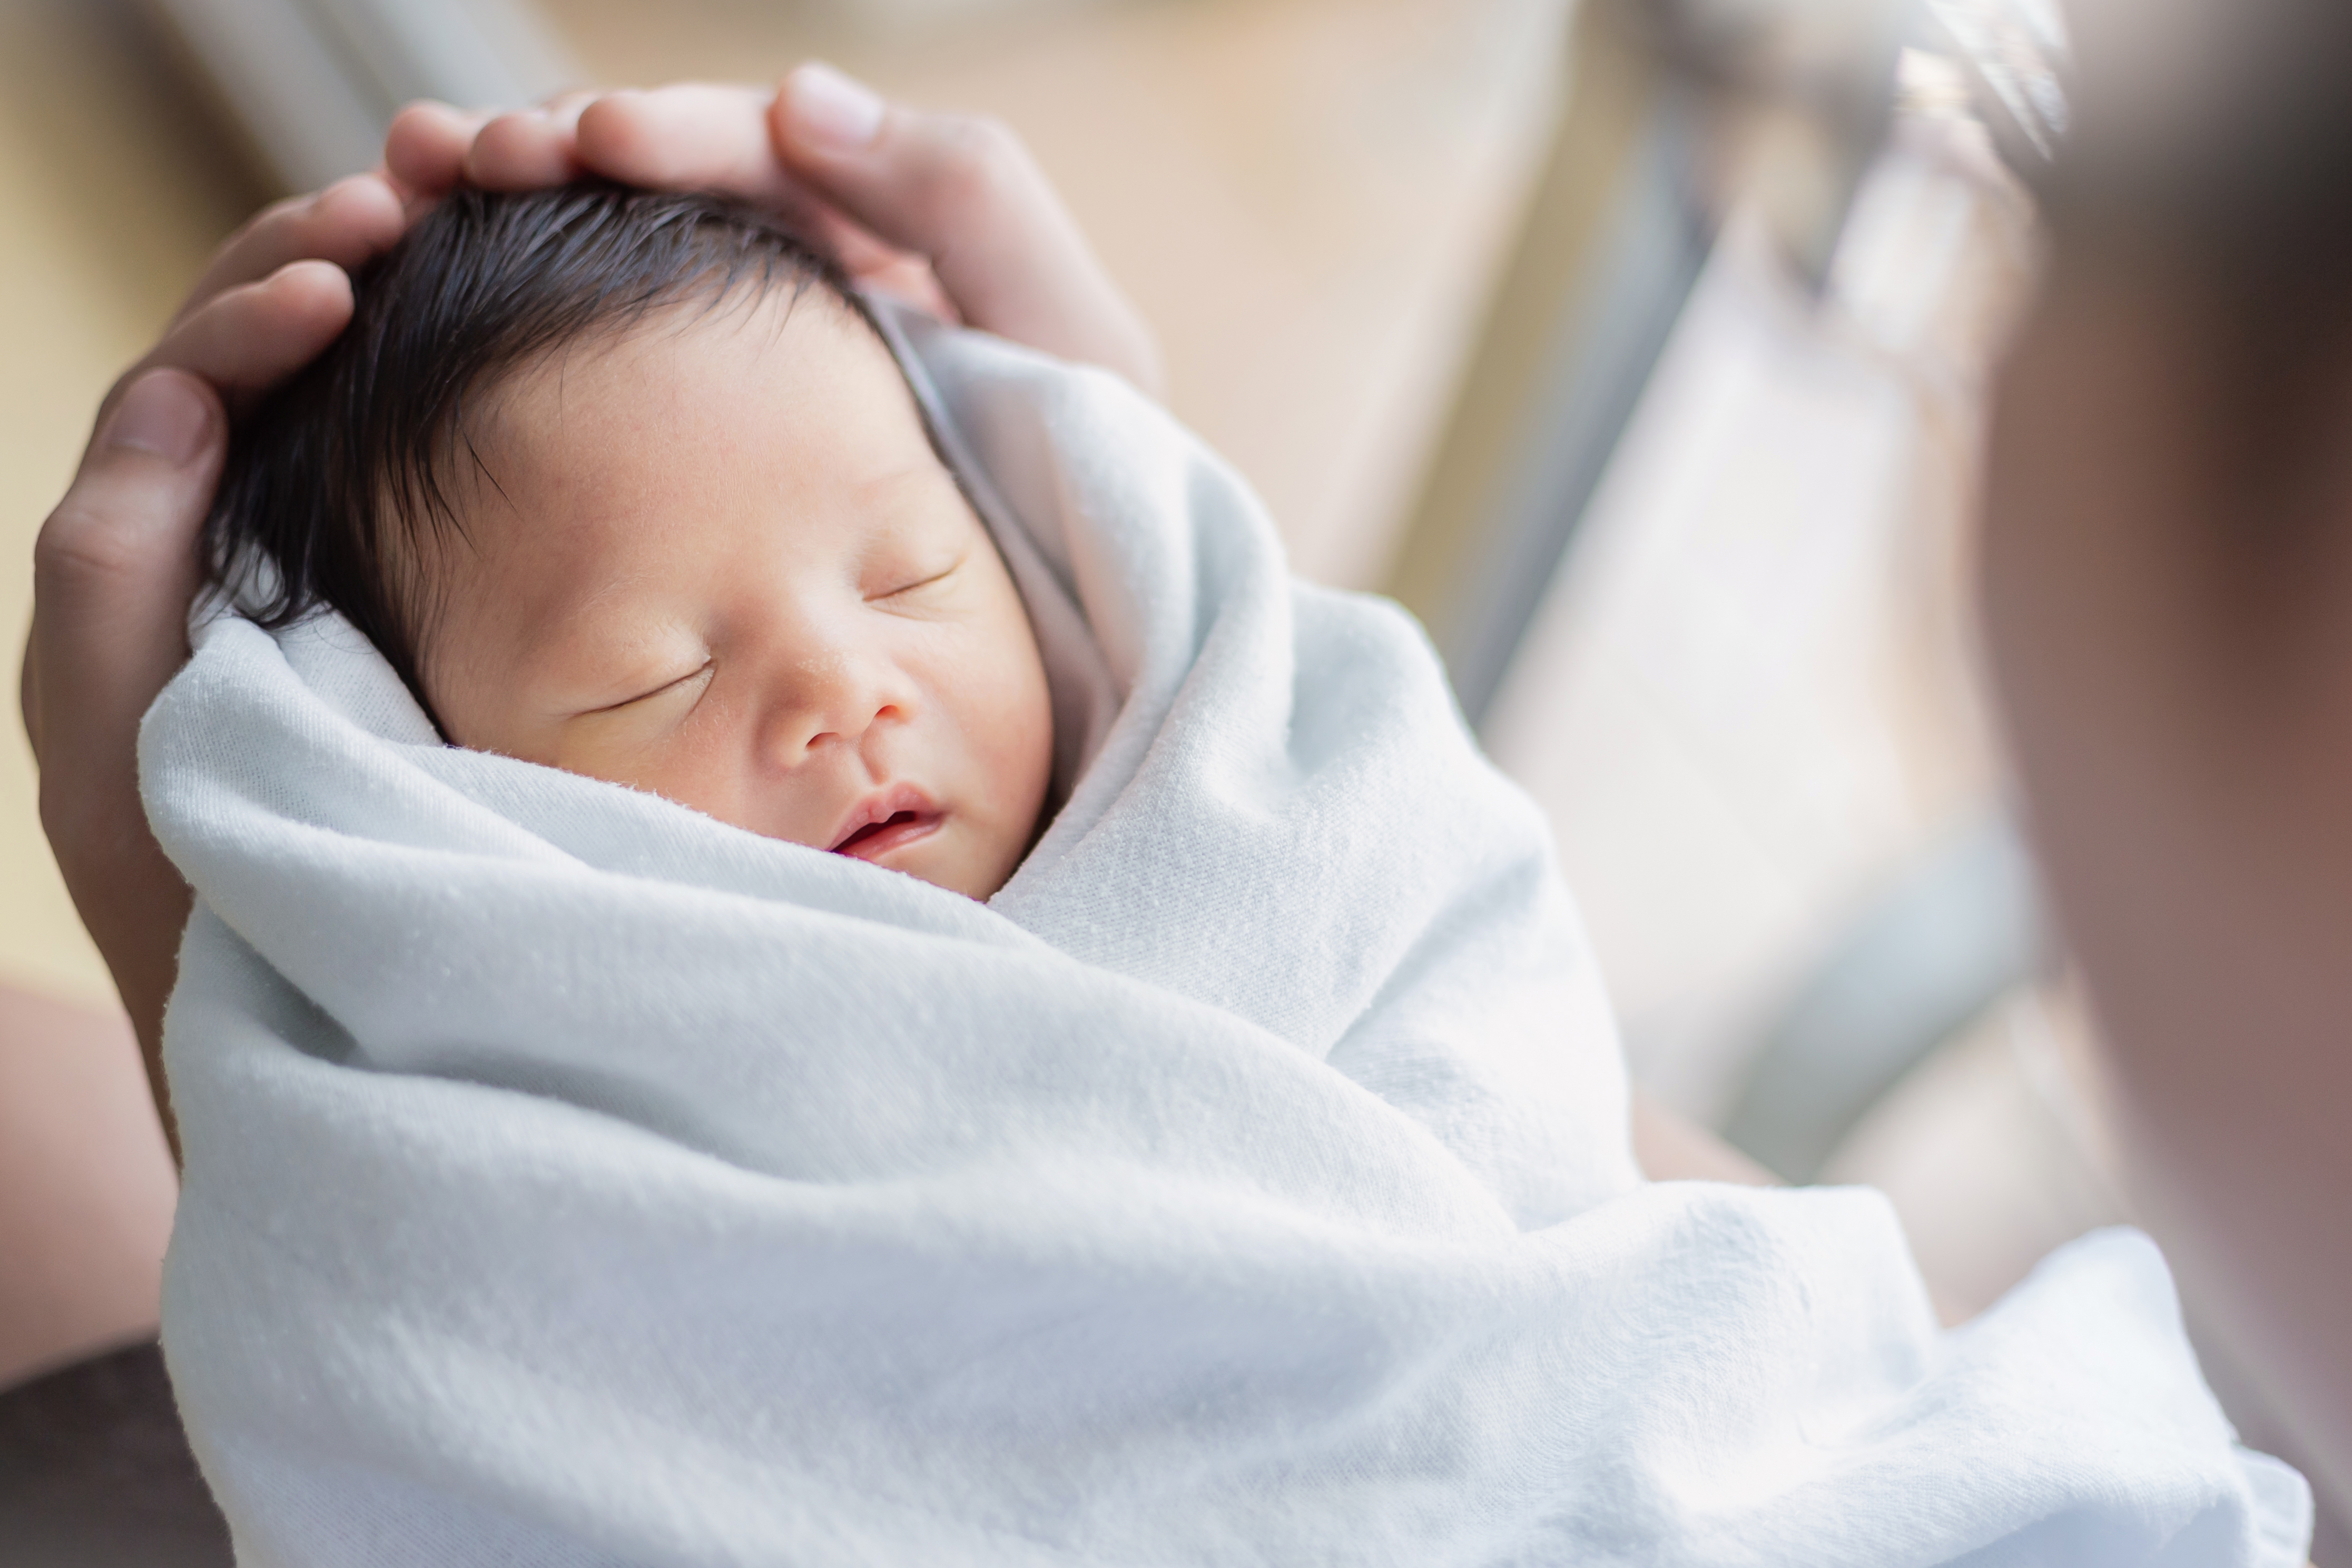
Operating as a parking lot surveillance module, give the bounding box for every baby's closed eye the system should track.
[578,660,715,719]
[873,556,963,600]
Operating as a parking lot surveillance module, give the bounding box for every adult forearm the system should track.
[1630,1090,1777,1187]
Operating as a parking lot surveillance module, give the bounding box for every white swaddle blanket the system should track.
[142,304,2308,1567]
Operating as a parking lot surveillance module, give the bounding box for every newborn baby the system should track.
[212,183,1052,899]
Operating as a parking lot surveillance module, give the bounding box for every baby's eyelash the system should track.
[586,661,713,716]
[878,560,960,599]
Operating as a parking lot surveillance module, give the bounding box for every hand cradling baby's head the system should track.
[209,185,1055,900]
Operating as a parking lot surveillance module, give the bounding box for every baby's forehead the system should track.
[418,295,966,622]
[461,289,925,495]
[486,282,884,419]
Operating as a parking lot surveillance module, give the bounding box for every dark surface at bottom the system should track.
[0,1339,232,1567]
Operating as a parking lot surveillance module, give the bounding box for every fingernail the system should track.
[787,63,885,150]
[102,370,211,466]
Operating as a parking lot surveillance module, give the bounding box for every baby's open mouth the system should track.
[828,787,944,863]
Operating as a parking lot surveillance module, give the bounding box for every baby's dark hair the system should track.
[206,182,863,707]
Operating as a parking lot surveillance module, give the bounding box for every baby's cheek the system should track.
[551,707,744,832]
[962,632,1056,832]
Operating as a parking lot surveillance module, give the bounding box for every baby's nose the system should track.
[767,648,909,760]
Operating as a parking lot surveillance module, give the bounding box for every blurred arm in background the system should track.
[1633,1092,1780,1186]
[1983,0,2352,1524]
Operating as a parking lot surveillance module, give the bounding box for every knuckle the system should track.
[927,114,1028,217]
[241,192,319,247]
[34,485,186,594]
[35,499,143,587]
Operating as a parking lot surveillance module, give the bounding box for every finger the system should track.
[386,100,495,199]
[573,84,785,196]
[771,64,1162,393]
[120,261,353,428]
[464,91,599,191]
[574,83,806,208]
[174,173,404,329]
[575,82,954,313]
[858,257,959,320]
[785,201,933,292]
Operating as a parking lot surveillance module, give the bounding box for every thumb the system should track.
[771,64,1160,393]
[26,369,223,767]
[26,367,221,1155]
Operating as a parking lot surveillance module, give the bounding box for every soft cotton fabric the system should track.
[141,303,2309,1566]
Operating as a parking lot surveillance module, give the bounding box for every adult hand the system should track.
[24,174,409,1156]
[383,65,1163,396]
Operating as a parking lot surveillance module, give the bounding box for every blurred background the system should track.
[2,0,2117,1465]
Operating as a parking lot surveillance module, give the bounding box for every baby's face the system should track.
[418,290,1055,901]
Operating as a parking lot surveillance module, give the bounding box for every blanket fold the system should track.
[143,305,2307,1566]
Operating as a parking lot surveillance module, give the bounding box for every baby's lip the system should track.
[827,783,944,863]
